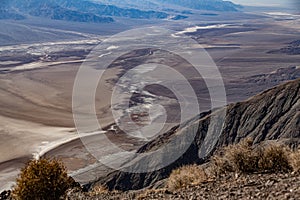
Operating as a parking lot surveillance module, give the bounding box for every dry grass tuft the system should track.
[167,164,207,191]
[211,138,293,176]
[289,149,300,173]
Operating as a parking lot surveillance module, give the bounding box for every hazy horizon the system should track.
[232,0,299,10]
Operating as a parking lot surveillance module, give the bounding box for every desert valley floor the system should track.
[0,11,299,190]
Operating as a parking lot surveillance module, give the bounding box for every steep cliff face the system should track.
[93,78,300,191]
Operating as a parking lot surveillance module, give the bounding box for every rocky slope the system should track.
[269,40,300,55]
[92,78,300,191]
[67,173,300,199]
[243,66,300,86]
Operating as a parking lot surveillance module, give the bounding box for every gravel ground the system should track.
[66,172,300,200]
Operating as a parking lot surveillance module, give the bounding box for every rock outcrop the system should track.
[0,190,10,200]
[269,40,300,55]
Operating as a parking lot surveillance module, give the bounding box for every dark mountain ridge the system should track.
[92,78,300,191]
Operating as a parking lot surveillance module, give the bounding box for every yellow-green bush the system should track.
[12,158,74,200]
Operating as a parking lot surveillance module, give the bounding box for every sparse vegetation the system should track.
[211,138,259,175]
[290,149,300,173]
[167,164,208,191]
[137,189,166,200]
[12,158,74,200]
[9,140,300,200]
[165,139,300,194]
[258,143,291,172]
[89,185,109,196]
[53,140,300,199]
[211,138,293,176]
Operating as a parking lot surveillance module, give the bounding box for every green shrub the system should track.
[12,158,74,200]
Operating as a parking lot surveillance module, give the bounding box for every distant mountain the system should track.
[0,0,180,23]
[93,78,300,190]
[0,0,113,23]
[0,10,25,20]
[156,0,242,11]
[0,0,241,23]
[94,0,242,12]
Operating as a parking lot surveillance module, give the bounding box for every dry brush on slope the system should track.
[92,78,300,191]
[65,140,300,199]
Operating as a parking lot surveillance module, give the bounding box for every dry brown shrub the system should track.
[167,164,207,191]
[211,138,260,175]
[12,158,73,200]
[289,149,300,173]
[210,138,292,175]
[210,153,233,177]
[259,143,291,172]
[226,138,260,173]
